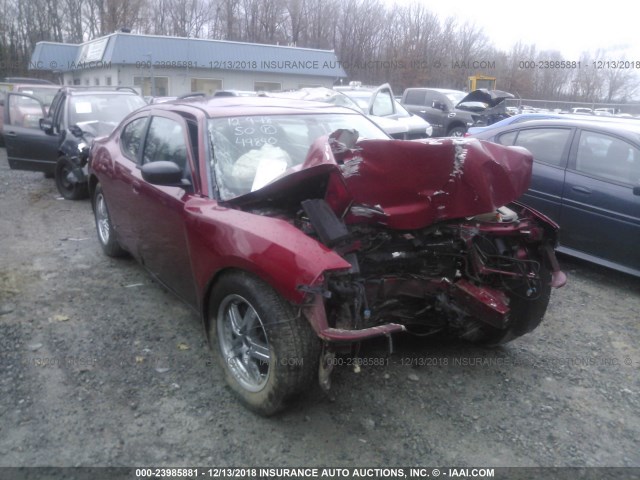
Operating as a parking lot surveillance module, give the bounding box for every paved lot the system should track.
[0,148,639,468]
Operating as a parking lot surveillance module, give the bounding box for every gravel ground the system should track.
[1,147,639,471]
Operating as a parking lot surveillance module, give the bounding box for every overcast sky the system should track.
[391,0,637,61]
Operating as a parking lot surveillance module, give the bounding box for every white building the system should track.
[30,32,347,96]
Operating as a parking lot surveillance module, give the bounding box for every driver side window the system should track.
[142,116,189,175]
[6,94,44,128]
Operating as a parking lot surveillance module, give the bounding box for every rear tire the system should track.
[55,156,88,200]
[209,271,320,416]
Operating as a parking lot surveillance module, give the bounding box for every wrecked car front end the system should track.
[456,89,515,127]
[205,110,565,407]
[215,125,565,341]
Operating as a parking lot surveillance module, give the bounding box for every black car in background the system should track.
[401,88,512,137]
[470,119,640,277]
[2,86,146,199]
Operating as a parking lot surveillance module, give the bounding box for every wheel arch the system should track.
[200,266,310,344]
[88,174,100,209]
[446,120,468,135]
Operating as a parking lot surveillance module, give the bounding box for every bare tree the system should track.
[0,0,638,105]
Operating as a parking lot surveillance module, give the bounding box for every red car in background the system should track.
[88,96,566,415]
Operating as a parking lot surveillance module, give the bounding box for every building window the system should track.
[254,81,281,92]
[191,78,222,95]
[133,76,169,96]
[105,77,112,86]
[84,78,90,85]
[94,78,100,86]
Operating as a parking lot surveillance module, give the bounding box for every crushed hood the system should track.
[456,89,514,112]
[225,132,533,231]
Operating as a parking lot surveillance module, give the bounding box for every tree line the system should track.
[0,0,637,103]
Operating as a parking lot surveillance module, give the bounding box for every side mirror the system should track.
[633,186,640,196]
[0,98,4,107]
[141,161,184,186]
[69,124,84,137]
[39,118,54,135]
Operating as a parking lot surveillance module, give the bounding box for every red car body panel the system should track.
[303,136,534,230]
[183,197,352,306]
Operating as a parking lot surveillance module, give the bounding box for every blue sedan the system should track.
[466,113,567,135]
[469,118,640,277]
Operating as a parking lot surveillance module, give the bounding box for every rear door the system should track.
[3,93,60,173]
[103,114,150,252]
[494,126,574,222]
[559,128,640,271]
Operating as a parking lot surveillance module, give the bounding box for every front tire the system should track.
[55,156,88,200]
[461,262,552,346]
[447,125,467,137]
[209,271,320,416]
[93,184,126,257]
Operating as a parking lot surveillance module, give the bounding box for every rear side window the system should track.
[404,90,425,105]
[495,130,518,146]
[424,91,440,106]
[575,130,640,184]
[513,128,572,167]
[120,117,148,163]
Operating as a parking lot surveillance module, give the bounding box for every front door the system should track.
[3,93,60,174]
[134,114,198,306]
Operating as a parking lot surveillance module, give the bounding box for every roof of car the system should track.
[13,84,61,90]
[475,117,640,137]
[60,86,141,96]
[149,95,362,118]
[405,87,464,94]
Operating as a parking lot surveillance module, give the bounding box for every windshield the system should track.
[68,94,146,129]
[208,112,389,200]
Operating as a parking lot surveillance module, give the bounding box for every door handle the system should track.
[5,131,17,137]
[132,180,141,194]
[419,110,426,114]
[571,185,592,194]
